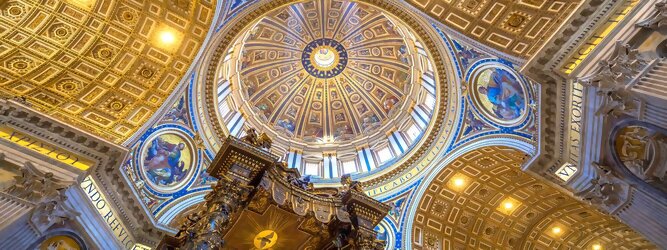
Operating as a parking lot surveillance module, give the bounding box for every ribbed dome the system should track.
[212,0,441,181]
[237,0,414,143]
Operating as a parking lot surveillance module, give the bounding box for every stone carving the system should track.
[615,126,667,190]
[580,42,650,117]
[5,166,69,201]
[577,163,629,212]
[637,0,667,30]
[240,128,258,145]
[30,189,79,232]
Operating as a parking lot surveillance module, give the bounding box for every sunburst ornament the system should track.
[253,230,278,249]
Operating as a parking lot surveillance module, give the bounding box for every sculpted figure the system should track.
[580,163,623,207]
[637,1,667,29]
[240,128,258,145]
[257,132,272,150]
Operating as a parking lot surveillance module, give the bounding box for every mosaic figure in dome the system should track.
[286,106,297,117]
[334,124,354,140]
[463,110,485,135]
[305,126,324,140]
[164,97,188,124]
[277,118,296,133]
[246,83,256,97]
[143,135,191,187]
[375,89,386,99]
[357,104,369,114]
[197,167,216,186]
[309,114,320,123]
[384,96,399,112]
[256,103,272,118]
[477,68,526,121]
[362,114,381,131]
[458,47,482,70]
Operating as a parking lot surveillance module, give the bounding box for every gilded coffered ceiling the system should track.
[0,0,215,143]
[406,0,582,58]
[412,146,655,249]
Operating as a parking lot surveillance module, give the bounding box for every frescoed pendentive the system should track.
[471,66,527,125]
[141,132,194,190]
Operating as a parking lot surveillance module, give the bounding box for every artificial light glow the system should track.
[592,244,602,250]
[152,26,182,52]
[448,174,469,190]
[160,31,176,45]
[551,227,562,234]
[497,197,520,215]
[503,202,514,209]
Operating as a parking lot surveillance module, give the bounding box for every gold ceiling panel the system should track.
[412,146,655,249]
[406,0,582,58]
[0,0,215,143]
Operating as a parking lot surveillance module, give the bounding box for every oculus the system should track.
[302,38,347,78]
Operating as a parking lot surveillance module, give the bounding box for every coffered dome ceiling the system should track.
[404,0,583,58]
[0,0,215,143]
[410,146,655,249]
[238,1,418,144]
[208,0,448,182]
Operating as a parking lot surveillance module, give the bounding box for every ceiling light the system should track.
[497,198,520,215]
[453,178,465,187]
[159,30,176,45]
[592,244,602,250]
[551,227,562,234]
[503,201,514,209]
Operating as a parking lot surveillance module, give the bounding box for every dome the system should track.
[211,0,442,182]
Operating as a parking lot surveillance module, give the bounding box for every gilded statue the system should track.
[241,128,258,145]
[240,127,272,150]
[257,132,272,150]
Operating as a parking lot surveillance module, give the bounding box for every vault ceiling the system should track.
[0,0,215,143]
[412,146,655,249]
[405,0,582,58]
